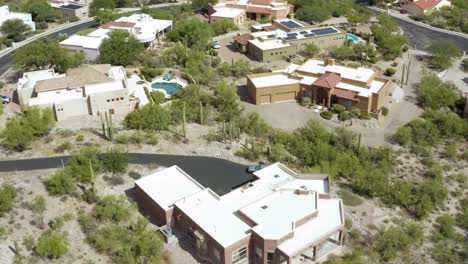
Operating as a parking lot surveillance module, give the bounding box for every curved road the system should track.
[0,20,99,76]
[0,153,254,196]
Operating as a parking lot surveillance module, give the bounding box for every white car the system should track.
[1,95,11,104]
[212,40,221,49]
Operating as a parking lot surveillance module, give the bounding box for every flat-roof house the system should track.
[49,0,88,19]
[401,0,451,15]
[247,58,404,119]
[208,0,292,25]
[17,64,138,121]
[237,19,346,62]
[60,14,172,61]
[135,163,344,264]
[0,5,36,32]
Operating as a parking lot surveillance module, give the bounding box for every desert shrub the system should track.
[150,91,166,104]
[235,147,263,161]
[385,68,396,76]
[36,230,68,259]
[48,216,65,230]
[115,133,130,144]
[124,104,170,131]
[381,106,389,116]
[269,143,289,163]
[54,141,72,153]
[391,61,398,67]
[339,111,351,121]
[81,187,99,204]
[92,195,131,222]
[358,112,371,120]
[350,108,361,118]
[433,214,457,241]
[129,131,145,144]
[372,223,423,261]
[102,147,129,175]
[66,147,102,184]
[140,66,163,81]
[444,144,457,160]
[144,131,159,145]
[320,111,333,120]
[0,183,17,216]
[463,58,468,71]
[23,235,35,251]
[205,130,222,142]
[340,189,364,206]
[29,196,46,215]
[45,170,75,196]
[75,135,84,142]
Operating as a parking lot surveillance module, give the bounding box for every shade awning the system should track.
[331,89,360,102]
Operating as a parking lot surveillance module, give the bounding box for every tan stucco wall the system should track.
[86,87,132,117]
[54,98,89,121]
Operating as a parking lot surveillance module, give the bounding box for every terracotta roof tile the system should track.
[411,0,440,10]
[313,72,341,89]
[234,34,253,45]
[246,6,272,14]
[332,89,360,101]
[101,21,135,29]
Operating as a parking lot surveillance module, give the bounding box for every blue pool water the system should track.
[151,82,182,96]
[346,33,363,43]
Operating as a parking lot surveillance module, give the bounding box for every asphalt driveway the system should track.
[0,153,256,196]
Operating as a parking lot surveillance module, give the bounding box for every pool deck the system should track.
[150,75,188,98]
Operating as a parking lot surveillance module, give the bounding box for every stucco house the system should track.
[0,5,36,32]
[401,0,451,15]
[16,64,139,121]
[247,58,404,120]
[135,163,344,264]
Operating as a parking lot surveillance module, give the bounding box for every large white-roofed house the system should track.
[134,163,344,264]
[17,64,139,121]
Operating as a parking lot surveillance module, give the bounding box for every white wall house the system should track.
[401,0,451,15]
[59,14,172,61]
[0,5,36,32]
[17,64,141,121]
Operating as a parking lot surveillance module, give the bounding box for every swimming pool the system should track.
[346,33,363,44]
[151,82,182,96]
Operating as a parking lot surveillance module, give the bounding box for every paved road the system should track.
[0,20,98,77]
[0,153,255,195]
[369,8,468,53]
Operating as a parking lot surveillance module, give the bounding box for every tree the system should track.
[0,19,31,41]
[92,195,131,222]
[45,170,75,196]
[0,183,17,216]
[1,106,55,151]
[212,81,242,121]
[417,75,460,109]
[14,38,85,73]
[99,30,144,66]
[66,147,102,184]
[303,43,320,58]
[36,230,68,259]
[90,0,116,15]
[170,84,211,123]
[296,5,331,23]
[210,19,237,36]
[124,104,171,131]
[24,0,57,22]
[372,223,423,261]
[102,147,129,176]
[94,9,118,24]
[191,0,217,10]
[166,18,214,50]
[428,41,461,70]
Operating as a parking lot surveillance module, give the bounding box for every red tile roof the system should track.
[313,73,342,89]
[262,25,277,31]
[332,89,360,101]
[234,34,253,45]
[101,21,135,29]
[410,0,441,10]
[246,6,272,14]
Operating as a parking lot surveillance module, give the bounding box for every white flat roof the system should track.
[249,38,292,51]
[250,73,299,88]
[241,190,317,239]
[18,70,63,90]
[84,80,125,95]
[87,28,110,38]
[298,59,375,83]
[277,199,343,256]
[135,166,205,210]
[59,35,103,49]
[29,88,84,106]
[212,7,245,18]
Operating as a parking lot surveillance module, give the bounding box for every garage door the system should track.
[275,91,296,102]
[258,94,271,104]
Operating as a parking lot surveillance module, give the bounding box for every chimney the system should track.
[325,58,335,66]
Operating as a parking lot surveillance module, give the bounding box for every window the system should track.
[121,97,124,100]
[214,248,221,263]
[255,246,262,260]
[232,246,247,264]
[107,99,110,102]
[267,252,274,264]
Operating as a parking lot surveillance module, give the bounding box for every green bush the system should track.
[339,111,351,121]
[332,104,346,114]
[372,223,423,261]
[433,214,457,241]
[92,195,131,223]
[320,111,333,120]
[102,147,129,175]
[350,108,361,118]
[54,141,72,153]
[75,135,84,142]
[81,187,99,204]
[115,133,130,144]
[45,170,75,196]
[340,189,364,206]
[301,97,311,106]
[140,67,163,81]
[150,91,166,104]
[385,67,396,76]
[0,183,16,216]
[358,112,371,120]
[381,106,389,116]
[29,196,46,215]
[36,230,68,259]
[463,58,468,71]
[124,104,170,131]
[66,147,102,184]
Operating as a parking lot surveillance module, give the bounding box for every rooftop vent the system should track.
[274,175,280,178]
[261,205,268,210]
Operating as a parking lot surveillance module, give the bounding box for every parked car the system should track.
[1,95,11,104]
[247,162,269,173]
[212,40,221,49]
[400,9,407,14]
